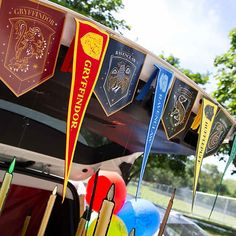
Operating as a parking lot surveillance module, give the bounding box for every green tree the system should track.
[199,164,232,196]
[128,153,189,187]
[213,28,236,116]
[50,0,129,32]
[160,54,209,85]
[212,28,236,169]
[224,179,236,196]
[199,164,220,193]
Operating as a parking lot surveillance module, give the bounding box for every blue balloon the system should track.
[118,198,160,236]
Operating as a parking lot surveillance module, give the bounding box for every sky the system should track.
[117,0,236,180]
[118,0,236,75]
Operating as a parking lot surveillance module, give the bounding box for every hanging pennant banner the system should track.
[205,109,233,157]
[0,0,65,96]
[192,98,218,210]
[136,64,173,198]
[209,134,236,218]
[94,38,146,116]
[162,78,198,139]
[63,19,109,201]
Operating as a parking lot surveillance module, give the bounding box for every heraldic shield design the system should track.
[0,0,65,96]
[95,38,146,116]
[162,78,198,139]
[205,109,233,157]
[104,55,136,107]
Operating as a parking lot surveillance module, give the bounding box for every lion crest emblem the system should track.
[8,20,47,73]
[4,18,54,81]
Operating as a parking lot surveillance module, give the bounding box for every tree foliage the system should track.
[213,28,236,116]
[159,54,209,85]
[212,29,236,168]
[130,157,233,196]
[128,153,190,186]
[50,0,129,32]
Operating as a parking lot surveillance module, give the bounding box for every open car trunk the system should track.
[0,1,235,236]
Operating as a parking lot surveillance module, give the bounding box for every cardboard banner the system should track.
[162,78,198,139]
[192,98,218,210]
[209,134,236,218]
[205,109,233,157]
[94,38,146,116]
[63,19,109,200]
[136,64,173,198]
[0,0,65,96]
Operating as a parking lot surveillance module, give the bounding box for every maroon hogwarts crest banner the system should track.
[0,0,65,96]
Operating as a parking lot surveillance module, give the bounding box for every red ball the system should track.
[86,170,127,214]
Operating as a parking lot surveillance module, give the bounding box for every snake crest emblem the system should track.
[170,87,192,127]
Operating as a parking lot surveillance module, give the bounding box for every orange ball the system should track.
[86,170,127,214]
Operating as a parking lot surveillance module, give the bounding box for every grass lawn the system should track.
[127,183,236,231]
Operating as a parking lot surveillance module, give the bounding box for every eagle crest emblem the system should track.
[94,38,146,116]
[104,56,136,106]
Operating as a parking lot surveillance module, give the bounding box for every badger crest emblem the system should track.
[205,105,214,121]
[205,109,232,156]
[104,56,136,106]
[207,121,225,150]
